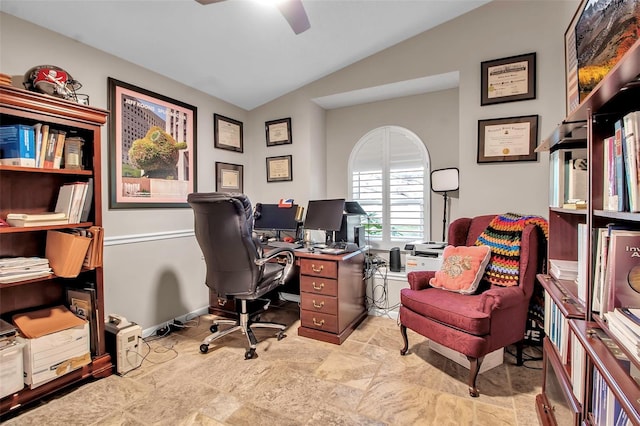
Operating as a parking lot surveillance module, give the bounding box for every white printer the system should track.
[403,241,446,273]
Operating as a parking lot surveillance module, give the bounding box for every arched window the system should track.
[349,126,430,249]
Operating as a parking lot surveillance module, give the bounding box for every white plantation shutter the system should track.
[350,126,430,248]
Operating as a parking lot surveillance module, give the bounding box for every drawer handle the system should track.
[313,318,325,327]
[312,282,324,291]
[311,264,324,273]
[312,300,325,309]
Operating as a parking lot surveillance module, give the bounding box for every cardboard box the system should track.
[429,340,503,374]
[46,230,91,277]
[0,342,24,398]
[13,305,91,389]
[17,323,90,389]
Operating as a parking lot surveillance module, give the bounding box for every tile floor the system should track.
[1,302,543,425]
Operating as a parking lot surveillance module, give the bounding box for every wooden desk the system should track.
[208,247,367,345]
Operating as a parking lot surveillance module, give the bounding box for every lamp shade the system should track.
[431,167,459,192]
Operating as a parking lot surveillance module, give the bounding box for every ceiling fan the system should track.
[195,0,311,34]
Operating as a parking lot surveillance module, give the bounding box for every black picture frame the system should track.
[107,77,197,209]
[214,113,243,153]
[265,117,292,146]
[266,155,293,182]
[477,115,538,163]
[481,52,536,106]
[215,162,243,192]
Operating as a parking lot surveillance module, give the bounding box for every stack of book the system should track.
[603,110,640,212]
[0,257,52,283]
[604,307,640,365]
[6,212,68,227]
[549,258,578,281]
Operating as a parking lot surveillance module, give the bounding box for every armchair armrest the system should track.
[407,271,436,291]
[478,285,526,313]
[255,248,296,285]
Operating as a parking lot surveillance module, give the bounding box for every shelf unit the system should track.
[0,85,112,416]
[535,39,640,425]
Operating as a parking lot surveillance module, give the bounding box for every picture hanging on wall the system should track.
[215,162,243,192]
[480,52,536,106]
[477,115,538,163]
[107,77,197,209]
[214,113,243,153]
[265,117,292,146]
[266,155,293,182]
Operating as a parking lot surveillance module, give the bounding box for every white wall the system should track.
[0,0,580,329]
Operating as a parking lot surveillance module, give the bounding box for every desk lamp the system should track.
[431,167,459,242]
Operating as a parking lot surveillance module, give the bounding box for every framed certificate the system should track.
[481,52,536,106]
[265,117,292,146]
[477,115,538,163]
[214,113,243,153]
[215,162,243,192]
[266,155,293,182]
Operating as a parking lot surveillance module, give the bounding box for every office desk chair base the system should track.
[199,299,287,359]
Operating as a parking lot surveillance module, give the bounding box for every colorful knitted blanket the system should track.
[474,213,549,287]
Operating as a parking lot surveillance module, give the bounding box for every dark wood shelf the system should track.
[0,165,93,175]
[0,222,93,234]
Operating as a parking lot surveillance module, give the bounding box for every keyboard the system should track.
[268,240,302,249]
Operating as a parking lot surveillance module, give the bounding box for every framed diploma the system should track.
[265,117,292,146]
[215,162,243,192]
[214,113,243,153]
[477,115,538,163]
[481,52,536,106]
[266,155,293,182]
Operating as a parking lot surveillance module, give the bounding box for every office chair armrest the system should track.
[255,248,296,284]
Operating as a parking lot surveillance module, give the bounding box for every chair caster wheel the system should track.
[200,344,209,354]
[277,331,286,341]
[210,324,218,333]
[245,348,256,359]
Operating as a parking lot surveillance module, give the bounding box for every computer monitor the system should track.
[303,199,345,232]
[253,203,299,232]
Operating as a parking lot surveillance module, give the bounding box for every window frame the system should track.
[348,126,431,250]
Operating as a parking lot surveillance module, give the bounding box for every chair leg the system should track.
[515,340,524,366]
[400,324,409,355]
[466,356,484,397]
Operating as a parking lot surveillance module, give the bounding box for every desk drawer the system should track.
[300,310,338,333]
[299,259,337,278]
[300,293,338,315]
[300,275,338,296]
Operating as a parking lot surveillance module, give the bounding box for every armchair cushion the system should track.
[429,245,491,294]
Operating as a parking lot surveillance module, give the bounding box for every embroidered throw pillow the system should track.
[429,245,492,294]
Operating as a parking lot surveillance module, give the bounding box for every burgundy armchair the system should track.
[399,214,544,397]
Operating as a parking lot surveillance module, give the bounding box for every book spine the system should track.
[43,129,58,169]
[53,130,66,169]
[623,111,640,212]
[38,124,49,168]
[614,120,628,211]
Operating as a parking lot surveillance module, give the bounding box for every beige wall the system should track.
[0,0,580,330]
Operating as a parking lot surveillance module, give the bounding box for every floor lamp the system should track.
[431,167,459,242]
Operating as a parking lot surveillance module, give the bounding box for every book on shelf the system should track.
[570,332,585,401]
[33,123,42,167]
[52,130,66,169]
[623,111,640,212]
[614,119,629,212]
[55,181,89,224]
[549,258,578,281]
[42,129,58,169]
[615,307,640,336]
[562,201,587,209]
[576,223,588,303]
[37,124,49,168]
[5,212,68,227]
[565,155,588,203]
[604,311,640,365]
[0,124,36,167]
[604,229,640,314]
[592,227,610,313]
[549,147,587,208]
[66,286,99,355]
[79,178,93,222]
[604,136,619,211]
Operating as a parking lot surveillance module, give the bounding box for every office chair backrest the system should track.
[188,192,263,298]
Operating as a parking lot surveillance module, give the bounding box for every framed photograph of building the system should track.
[107,77,197,209]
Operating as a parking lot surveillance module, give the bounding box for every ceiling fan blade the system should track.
[276,0,310,34]
[195,0,226,4]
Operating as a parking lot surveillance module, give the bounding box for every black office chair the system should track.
[188,192,296,359]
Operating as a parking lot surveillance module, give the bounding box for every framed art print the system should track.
[214,113,243,153]
[107,77,197,209]
[265,117,292,146]
[481,52,536,106]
